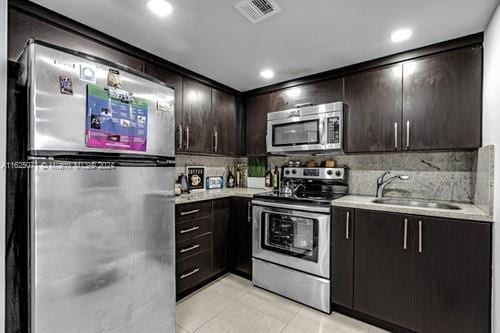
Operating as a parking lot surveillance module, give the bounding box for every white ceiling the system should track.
[31,0,499,91]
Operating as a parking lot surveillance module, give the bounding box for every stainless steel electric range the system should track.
[251,167,347,313]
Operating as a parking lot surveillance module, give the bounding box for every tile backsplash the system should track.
[473,145,495,215]
[175,154,247,185]
[268,151,475,202]
[175,150,494,208]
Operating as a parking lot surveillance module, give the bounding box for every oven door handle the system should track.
[251,200,331,214]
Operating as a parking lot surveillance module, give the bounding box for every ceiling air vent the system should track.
[235,0,282,24]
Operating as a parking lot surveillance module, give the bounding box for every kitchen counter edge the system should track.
[331,195,494,223]
[175,188,271,204]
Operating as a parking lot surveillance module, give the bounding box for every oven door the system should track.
[252,201,330,278]
[266,114,326,153]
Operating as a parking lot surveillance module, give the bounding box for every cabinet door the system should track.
[412,217,491,333]
[229,197,252,277]
[354,210,415,328]
[245,93,271,155]
[270,79,343,111]
[212,89,237,155]
[331,208,355,309]
[182,79,213,153]
[403,46,482,150]
[344,65,403,153]
[212,199,231,275]
[143,63,183,151]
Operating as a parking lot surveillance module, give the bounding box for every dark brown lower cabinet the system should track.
[229,197,253,276]
[176,250,212,294]
[334,208,492,333]
[175,197,253,297]
[412,217,491,333]
[331,208,355,308]
[354,210,415,328]
[212,199,231,275]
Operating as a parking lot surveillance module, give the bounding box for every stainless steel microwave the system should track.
[266,102,344,154]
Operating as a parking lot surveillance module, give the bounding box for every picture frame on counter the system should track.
[186,166,206,191]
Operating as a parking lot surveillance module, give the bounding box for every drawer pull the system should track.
[180,226,200,234]
[180,268,200,280]
[180,209,200,216]
[180,244,200,254]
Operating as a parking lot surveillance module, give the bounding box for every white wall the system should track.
[484,2,500,332]
[0,0,7,332]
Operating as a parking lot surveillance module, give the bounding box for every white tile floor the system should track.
[176,274,390,333]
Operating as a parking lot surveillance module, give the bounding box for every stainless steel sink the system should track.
[371,198,461,210]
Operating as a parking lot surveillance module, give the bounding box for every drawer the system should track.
[176,201,212,223]
[176,250,212,293]
[175,217,212,243]
[176,233,212,262]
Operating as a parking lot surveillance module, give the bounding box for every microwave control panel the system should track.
[327,116,340,144]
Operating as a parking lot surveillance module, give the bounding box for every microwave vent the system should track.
[234,0,282,24]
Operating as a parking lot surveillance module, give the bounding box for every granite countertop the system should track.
[175,188,271,204]
[331,195,493,222]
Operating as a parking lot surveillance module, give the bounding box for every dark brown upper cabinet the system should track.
[143,63,183,150]
[245,93,272,156]
[270,79,343,111]
[212,89,238,155]
[182,79,213,153]
[344,65,403,153]
[412,217,491,333]
[402,46,482,151]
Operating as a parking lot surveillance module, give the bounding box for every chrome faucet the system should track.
[376,171,410,198]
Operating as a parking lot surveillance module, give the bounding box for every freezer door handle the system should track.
[179,226,200,234]
[180,268,200,280]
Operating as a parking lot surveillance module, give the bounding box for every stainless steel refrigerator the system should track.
[9,40,176,332]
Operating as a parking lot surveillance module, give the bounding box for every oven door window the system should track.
[272,120,320,147]
[261,212,319,262]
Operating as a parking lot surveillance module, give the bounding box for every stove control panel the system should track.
[283,167,346,180]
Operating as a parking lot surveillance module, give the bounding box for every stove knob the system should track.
[291,169,297,175]
[335,170,342,177]
[285,170,290,175]
[327,170,333,176]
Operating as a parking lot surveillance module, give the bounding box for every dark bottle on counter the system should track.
[227,168,235,188]
[265,168,272,188]
[272,166,279,190]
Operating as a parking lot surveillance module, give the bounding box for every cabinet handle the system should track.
[403,218,408,250]
[394,122,398,149]
[180,268,200,280]
[185,126,190,150]
[180,244,200,254]
[177,125,183,150]
[180,209,200,216]
[248,203,252,223]
[214,128,218,153]
[180,226,200,234]
[406,121,410,148]
[345,211,350,240]
[418,220,423,253]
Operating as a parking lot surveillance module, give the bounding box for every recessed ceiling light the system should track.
[260,69,275,79]
[147,0,173,17]
[391,28,413,43]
